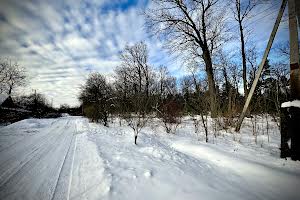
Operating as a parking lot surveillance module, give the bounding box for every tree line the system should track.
[79,40,289,144]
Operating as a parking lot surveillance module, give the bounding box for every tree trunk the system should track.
[239,20,248,100]
[228,87,232,116]
[138,69,142,94]
[200,113,208,143]
[8,85,12,95]
[145,76,149,98]
[203,49,217,118]
[134,134,138,145]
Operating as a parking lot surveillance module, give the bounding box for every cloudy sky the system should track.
[0,0,289,107]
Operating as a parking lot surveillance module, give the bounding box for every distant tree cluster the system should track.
[15,92,56,117]
[0,92,61,123]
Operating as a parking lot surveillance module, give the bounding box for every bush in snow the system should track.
[79,73,113,126]
[155,100,183,134]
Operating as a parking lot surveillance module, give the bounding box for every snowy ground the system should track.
[0,116,299,200]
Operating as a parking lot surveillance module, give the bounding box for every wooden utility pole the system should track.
[289,0,300,100]
[235,0,287,132]
[296,0,300,27]
[287,0,300,161]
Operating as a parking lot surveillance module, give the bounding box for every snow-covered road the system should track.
[0,117,110,200]
[0,116,299,200]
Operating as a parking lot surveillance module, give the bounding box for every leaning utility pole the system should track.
[235,0,287,132]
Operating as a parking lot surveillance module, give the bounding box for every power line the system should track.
[227,2,282,32]
[249,2,281,20]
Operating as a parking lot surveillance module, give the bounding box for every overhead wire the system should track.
[226,2,282,32]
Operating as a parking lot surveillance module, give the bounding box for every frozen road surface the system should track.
[0,117,109,200]
[0,116,300,200]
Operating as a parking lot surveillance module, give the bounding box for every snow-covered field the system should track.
[0,116,299,200]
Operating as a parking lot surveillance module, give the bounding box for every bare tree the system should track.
[215,50,240,119]
[124,102,149,145]
[114,65,131,121]
[0,62,7,93]
[265,62,289,128]
[182,64,210,142]
[156,66,177,100]
[146,0,228,117]
[119,42,154,98]
[0,60,26,95]
[274,42,290,58]
[115,42,154,144]
[231,0,257,100]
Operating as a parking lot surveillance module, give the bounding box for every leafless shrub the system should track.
[250,115,259,144]
[154,100,183,134]
[192,117,201,136]
[124,112,149,145]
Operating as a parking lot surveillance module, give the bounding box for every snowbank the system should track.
[281,100,300,108]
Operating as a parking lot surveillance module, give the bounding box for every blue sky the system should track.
[0,0,289,107]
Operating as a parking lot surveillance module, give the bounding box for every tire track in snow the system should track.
[0,118,75,199]
[67,133,77,200]
[50,133,75,200]
[0,118,64,168]
[51,119,81,200]
[0,119,69,188]
[0,118,60,153]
